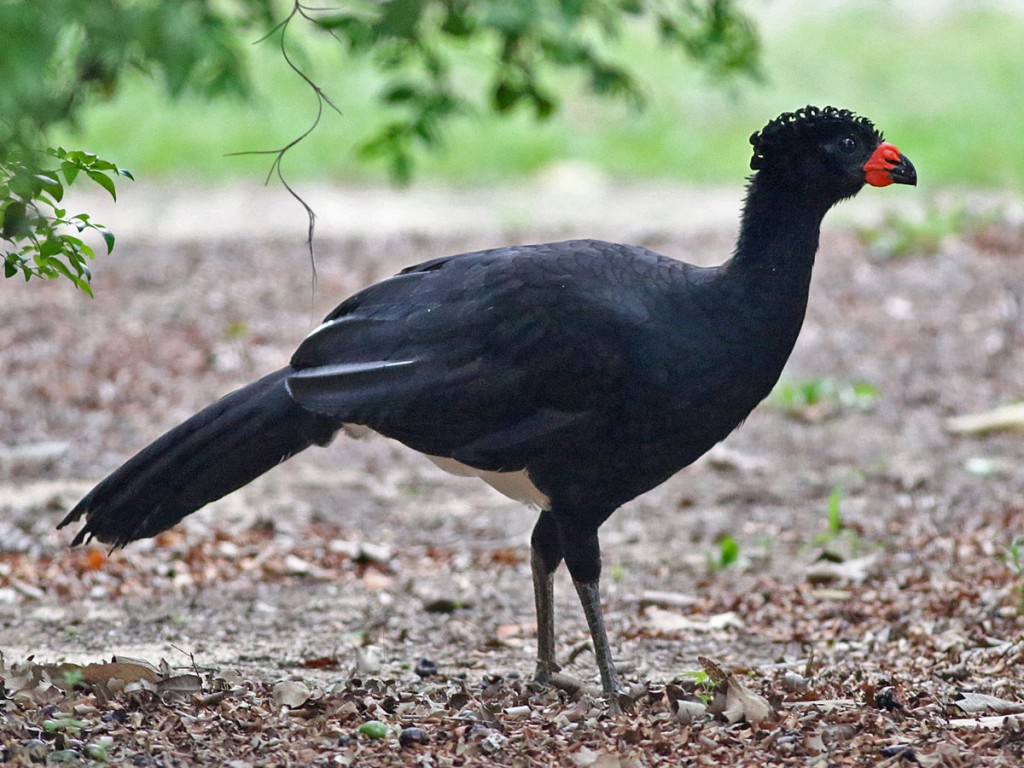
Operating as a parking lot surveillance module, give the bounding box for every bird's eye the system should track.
[838,136,857,153]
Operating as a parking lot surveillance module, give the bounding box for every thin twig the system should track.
[226,1,345,303]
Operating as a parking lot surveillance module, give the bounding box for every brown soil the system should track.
[1,184,1022,765]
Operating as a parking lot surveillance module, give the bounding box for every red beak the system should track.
[864,142,917,187]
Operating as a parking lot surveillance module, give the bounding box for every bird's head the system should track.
[749,106,916,205]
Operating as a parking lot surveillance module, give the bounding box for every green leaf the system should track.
[718,536,740,567]
[38,237,62,257]
[86,170,117,200]
[827,486,843,534]
[88,158,118,172]
[47,256,76,280]
[440,6,474,36]
[34,173,64,202]
[557,0,585,24]
[493,80,521,112]
[528,85,556,119]
[315,13,375,49]
[383,83,418,103]
[376,0,425,40]
[390,150,413,184]
[358,720,389,739]
[96,226,115,253]
[2,201,29,239]
[483,4,534,35]
[60,233,93,260]
[9,173,43,199]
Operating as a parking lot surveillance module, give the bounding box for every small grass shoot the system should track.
[813,485,864,557]
[857,199,999,261]
[707,534,744,572]
[1002,537,1024,613]
[770,378,879,418]
[679,668,717,706]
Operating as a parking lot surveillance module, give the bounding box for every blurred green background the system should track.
[56,3,1024,188]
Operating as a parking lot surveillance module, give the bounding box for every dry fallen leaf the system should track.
[572,747,624,767]
[723,676,773,725]
[76,659,160,693]
[953,692,1024,715]
[698,657,773,725]
[272,680,311,709]
[805,554,878,585]
[642,608,744,634]
[85,549,106,570]
[672,699,708,724]
[949,715,1024,730]
[155,674,203,697]
[635,590,699,609]
[362,570,394,590]
[946,403,1024,435]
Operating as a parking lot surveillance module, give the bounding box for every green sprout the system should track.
[1002,537,1024,613]
[707,535,742,572]
[680,668,717,706]
[857,199,998,261]
[771,378,879,416]
[825,486,844,539]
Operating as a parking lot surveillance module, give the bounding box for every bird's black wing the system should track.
[287,240,661,472]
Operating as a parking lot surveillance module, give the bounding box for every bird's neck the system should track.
[711,173,835,343]
[730,173,831,278]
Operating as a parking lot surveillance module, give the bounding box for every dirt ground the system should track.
[1,181,1023,765]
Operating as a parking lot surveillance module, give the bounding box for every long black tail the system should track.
[59,367,343,547]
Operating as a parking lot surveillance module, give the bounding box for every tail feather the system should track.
[59,367,342,547]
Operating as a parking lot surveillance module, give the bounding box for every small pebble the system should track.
[399,727,430,748]
[880,744,917,761]
[875,685,907,712]
[414,658,438,677]
[282,554,312,576]
[422,598,463,614]
[782,671,809,692]
[480,731,507,754]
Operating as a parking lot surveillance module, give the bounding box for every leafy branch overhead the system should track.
[0,0,269,293]
[1,150,131,295]
[305,0,760,181]
[0,0,760,292]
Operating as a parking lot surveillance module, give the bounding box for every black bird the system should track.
[60,106,916,695]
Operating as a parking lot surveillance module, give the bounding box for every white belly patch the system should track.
[425,455,551,510]
[341,423,550,510]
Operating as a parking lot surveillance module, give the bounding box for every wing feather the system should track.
[286,243,636,470]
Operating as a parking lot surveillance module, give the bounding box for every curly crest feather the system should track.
[749,106,883,171]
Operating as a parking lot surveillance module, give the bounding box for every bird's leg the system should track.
[530,510,563,686]
[572,577,621,696]
[531,547,558,684]
[556,514,623,696]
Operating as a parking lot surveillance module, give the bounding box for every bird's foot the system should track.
[534,669,632,715]
[532,660,562,688]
